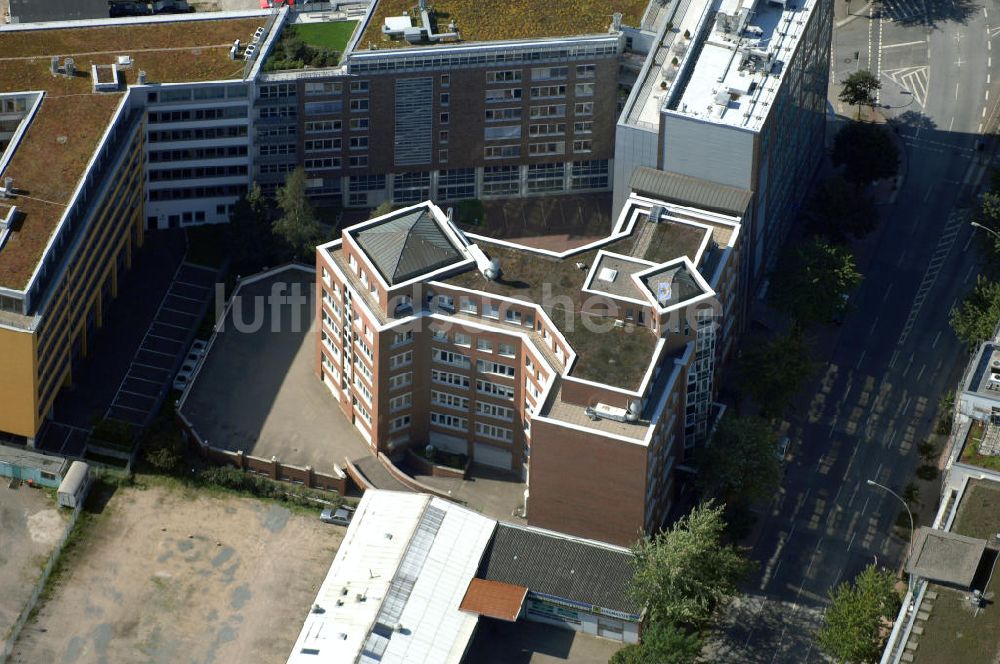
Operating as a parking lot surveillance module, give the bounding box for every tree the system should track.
[610,621,705,664]
[950,276,1000,348]
[697,415,781,508]
[630,501,750,628]
[769,240,862,328]
[818,565,901,664]
[832,122,900,186]
[806,176,879,241]
[736,331,816,419]
[272,167,326,260]
[973,191,1000,279]
[229,182,277,269]
[369,201,395,219]
[838,70,880,118]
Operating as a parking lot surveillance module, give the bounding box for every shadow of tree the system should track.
[891,110,938,132]
[880,0,978,28]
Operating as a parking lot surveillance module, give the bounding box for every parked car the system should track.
[172,370,192,392]
[775,436,791,461]
[184,351,203,366]
[320,506,354,526]
[153,0,194,13]
[109,2,151,17]
[190,339,208,356]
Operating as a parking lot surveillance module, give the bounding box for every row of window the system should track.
[148,145,248,163]
[148,107,247,123]
[148,164,248,182]
[485,65,595,83]
[148,125,247,143]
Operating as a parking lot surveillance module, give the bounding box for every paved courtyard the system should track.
[0,486,69,656]
[180,268,370,476]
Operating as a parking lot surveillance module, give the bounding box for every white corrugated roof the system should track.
[286,490,496,664]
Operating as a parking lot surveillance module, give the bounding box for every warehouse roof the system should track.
[477,523,640,616]
[630,167,753,217]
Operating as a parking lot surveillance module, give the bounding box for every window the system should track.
[304,101,341,115]
[477,339,493,352]
[532,66,568,80]
[576,64,596,78]
[529,141,565,155]
[393,330,413,346]
[433,348,470,368]
[354,358,373,382]
[477,379,514,400]
[476,421,513,442]
[439,130,449,143]
[531,85,566,99]
[484,125,522,140]
[393,172,430,203]
[476,402,513,421]
[485,145,521,159]
[574,82,595,96]
[530,104,566,119]
[350,118,369,131]
[354,375,373,403]
[389,392,412,412]
[305,120,343,133]
[390,415,411,432]
[485,108,522,122]
[487,70,523,83]
[389,372,412,390]
[432,369,470,388]
[440,112,449,124]
[304,138,341,152]
[529,123,566,137]
[440,74,450,87]
[527,163,565,192]
[575,102,594,116]
[304,157,341,170]
[482,166,520,196]
[439,149,449,163]
[390,350,413,368]
[498,342,516,357]
[350,99,369,112]
[573,139,593,153]
[350,155,368,168]
[440,93,450,106]
[460,299,478,314]
[304,81,342,96]
[437,294,455,310]
[574,121,593,134]
[571,159,609,190]
[349,136,368,150]
[486,88,523,103]
[350,80,370,93]
[432,391,469,411]
[454,333,471,346]
[430,412,468,431]
[477,359,515,377]
[504,309,521,324]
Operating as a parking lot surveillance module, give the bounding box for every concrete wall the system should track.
[612,122,659,214]
[659,113,755,190]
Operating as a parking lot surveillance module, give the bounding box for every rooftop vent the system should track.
[138,70,148,85]
[64,58,76,78]
[117,55,133,68]
[483,258,502,281]
[649,205,665,223]
[0,177,14,199]
[598,267,618,283]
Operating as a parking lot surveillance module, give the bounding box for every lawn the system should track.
[958,421,1000,472]
[296,21,358,51]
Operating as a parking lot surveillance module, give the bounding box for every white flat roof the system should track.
[286,490,496,664]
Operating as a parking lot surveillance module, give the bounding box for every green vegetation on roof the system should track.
[265,22,357,71]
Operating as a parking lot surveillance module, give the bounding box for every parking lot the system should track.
[180,267,371,476]
[9,482,341,664]
[0,487,69,657]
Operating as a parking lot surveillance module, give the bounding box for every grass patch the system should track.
[295,21,358,51]
[958,421,1000,472]
[264,23,353,71]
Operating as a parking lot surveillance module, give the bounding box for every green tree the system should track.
[838,70,880,118]
[273,167,326,260]
[973,191,1000,279]
[369,201,396,219]
[610,622,705,664]
[229,182,277,269]
[949,276,1000,348]
[769,240,862,328]
[806,176,879,241]
[697,415,781,507]
[818,564,901,664]
[737,331,816,419]
[832,122,900,186]
[630,501,750,628]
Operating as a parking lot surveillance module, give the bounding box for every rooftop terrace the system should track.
[910,480,1000,664]
[0,16,264,291]
[967,343,1000,399]
[357,0,649,49]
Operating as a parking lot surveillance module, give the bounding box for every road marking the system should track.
[856,349,867,369]
[988,90,992,101]
[966,264,977,283]
[949,116,955,131]
[887,428,899,447]
[880,40,925,50]
[916,364,926,381]
[889,349,900,368]
[985,107,989,118]
[932,330,942,348]
[882,65,929,107]
[957,82,961,100]
[848,531,857,551]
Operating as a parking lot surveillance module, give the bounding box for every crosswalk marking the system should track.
[882,66,929,108]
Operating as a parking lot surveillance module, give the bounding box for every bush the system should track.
[916,465,938,481]
[195,466,340,509]
[90,418,136,451]
[902,482,920,505]
[917,440,937,462]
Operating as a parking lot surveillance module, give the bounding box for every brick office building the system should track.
[315,193,744,545]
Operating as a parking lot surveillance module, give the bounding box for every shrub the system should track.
[916,465,938,481]
[917,440,937,462]
[90,418,136,451]
[195,466,340,509]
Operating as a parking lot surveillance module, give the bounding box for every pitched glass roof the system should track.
[352,208,464,285]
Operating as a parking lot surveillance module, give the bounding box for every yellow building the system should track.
[0,16,265,442]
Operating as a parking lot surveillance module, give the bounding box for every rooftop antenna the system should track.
[611,12,623,31]
[63,57,75,78]
[50,56,60,76]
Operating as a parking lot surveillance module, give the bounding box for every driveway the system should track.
[180,267,371,477]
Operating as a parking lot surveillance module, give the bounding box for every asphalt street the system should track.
[712,0,1000,661]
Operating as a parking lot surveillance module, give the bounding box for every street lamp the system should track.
[866,479,916,596]
[971,221,1000,242]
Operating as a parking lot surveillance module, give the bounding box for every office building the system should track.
[315,193,743,544]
